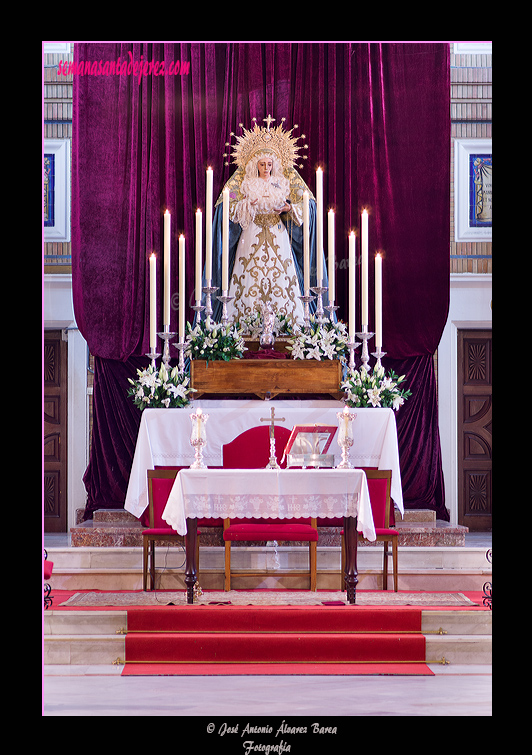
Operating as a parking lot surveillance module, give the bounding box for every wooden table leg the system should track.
[185,517,198,604]
[343,515,359,604]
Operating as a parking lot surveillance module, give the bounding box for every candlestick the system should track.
[205,167,213,281]
[371,347,387,371]
[336,406,356,469]
[216,289,234,326]
[303,191,310,291]
[298,290,315,331]
[222,188,229,291]
[178,235,185,342]
[346,335,361,374]
[355,328,374,373]
[361,209,369,329]
[173,340,187,375]
[348,231,356,341]
[157,324,177,370]
[189,408,209,469]
[325,301,339,322]
[195,208,202,302]
[149,253,157,350]
[144,347,161,369]
[202,281,218,320]
[310,284,328,323]
[328,209,335,302]
[316,168,323,283]
[163,210,171,327]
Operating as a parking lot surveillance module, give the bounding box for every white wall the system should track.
[437,273,492,524]
[43,274,89,528]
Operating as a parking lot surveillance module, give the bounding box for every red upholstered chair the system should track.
[44,549,54,609]
[143,469,200,591]
[341,469,398,591]
[221,425,318,592]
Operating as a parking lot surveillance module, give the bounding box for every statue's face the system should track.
[257,157,273,179]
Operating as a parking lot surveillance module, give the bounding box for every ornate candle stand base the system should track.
[336,436,354,469]
[172,341,187,375]
[325,302,339,322]
[266,437,281,470]
[336,407,357,469]
[202,283,218,320]
[145,348,161,369]
[355,329,374,373]
[346,336,361,374]
[298,290,315,331]
[371,348,387,371]
[191,301,205,323]
[190,438,208,469]
[310,284,328,323]
[157,327,177,370]
[217,290,234,325]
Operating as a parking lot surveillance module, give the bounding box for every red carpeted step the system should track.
[122,662,434,676]
[125,631,426,664]
[126,605,423,634]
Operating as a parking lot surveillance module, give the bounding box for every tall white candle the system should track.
[222,188,229,291]
[328,209,335,302]
[361,209,369,329]
[149,253,157,349]
[179,235,185,342]
[348,232,356,340]
[163,211,171,327]
[303,190,310,292]
[375,252,382,348]
[195,208,202,302]
[316,168,323,283]
[205,167,213,281]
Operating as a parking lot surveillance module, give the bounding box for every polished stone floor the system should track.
[43,664,491,717]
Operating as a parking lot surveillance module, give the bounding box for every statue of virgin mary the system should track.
[206,117,327,327]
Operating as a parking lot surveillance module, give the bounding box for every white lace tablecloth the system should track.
[162,468,376,541]
[124,400,403,519]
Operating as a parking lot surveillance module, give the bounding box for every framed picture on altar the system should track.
[282,424,337,467]
[454,139,492,242]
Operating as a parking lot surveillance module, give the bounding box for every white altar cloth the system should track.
[162,468,376,541]
[124,400,403,519]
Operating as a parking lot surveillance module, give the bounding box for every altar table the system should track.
[124,400,403,519]
[161,468,374,604]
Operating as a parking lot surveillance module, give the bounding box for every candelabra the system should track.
[336,407,356,469]
[173,340,187,375]
[298,290,315,331]
[355,327,374,373]
[157,325,177,371]
[216,289,234,325]
[346,335,361,374]
[189,408,209,469]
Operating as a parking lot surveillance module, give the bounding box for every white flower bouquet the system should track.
[127,363,194,410]
[342,365,412,410]
[185,319,247,363]
[286,317,349,362]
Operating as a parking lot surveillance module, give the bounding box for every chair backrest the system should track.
[364,469,393,529]
[145,468,179,529]
[222,425,292,469]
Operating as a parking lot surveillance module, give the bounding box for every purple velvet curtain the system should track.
[72,42,450,519]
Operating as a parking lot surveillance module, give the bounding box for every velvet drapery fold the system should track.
[72,42,450,520]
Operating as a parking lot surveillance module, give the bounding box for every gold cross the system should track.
[260,406,285,440]
[263,114,275,132]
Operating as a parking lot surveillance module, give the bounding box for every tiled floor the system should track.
[42,665,492,717]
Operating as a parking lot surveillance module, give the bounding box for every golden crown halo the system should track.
[223,115,308,171]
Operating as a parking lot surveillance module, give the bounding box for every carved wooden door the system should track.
[457,329,492,530]
[44,330,67,532]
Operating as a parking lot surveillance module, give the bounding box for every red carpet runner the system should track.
[122,605,434,676]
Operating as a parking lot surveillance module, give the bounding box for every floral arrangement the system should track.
[127,363,194,410]
[238,311,294,339]
[286,317,349,362]
[185,319,246,363]
[342,366,412,411]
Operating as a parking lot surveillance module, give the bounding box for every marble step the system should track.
[71,508,469,547]
[45,544,492,592]
[43,610,492,666]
